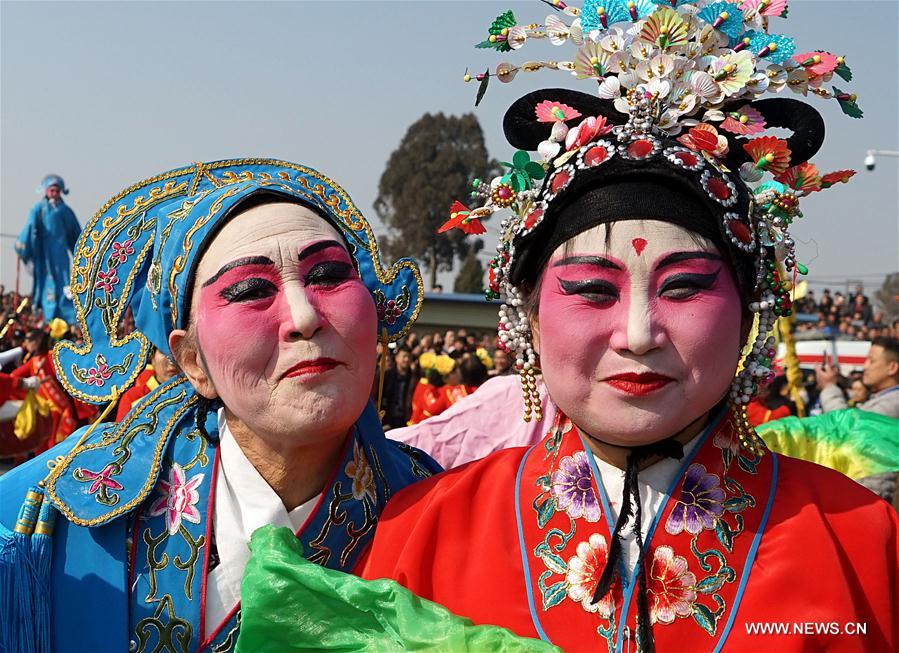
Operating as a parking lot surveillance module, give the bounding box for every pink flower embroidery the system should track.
[376,298,402,326]
[344,441,376,503]
[85,363,112,386]
[566,533,618,617]
[96,269,120,294]
[109,239,135,265]
[648,545,697,625]
[713,427,740,456]
[78,463,124,494]
[149,463,205,535]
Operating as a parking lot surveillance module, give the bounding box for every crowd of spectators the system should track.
[793,284,899,341]
[377,328,513,429]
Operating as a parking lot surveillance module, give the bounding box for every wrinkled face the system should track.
[184,202,377,448]
[534,220,744,445]
[862,345,899,392]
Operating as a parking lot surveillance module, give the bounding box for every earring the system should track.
[520,366,542,422]
[499,284,543,422]
[730,403,766,456]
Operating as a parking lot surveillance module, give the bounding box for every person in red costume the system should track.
[355,83,896,653]
[9,329,78,449]
[440,353,487,407]
[408,353,453,424]
[236,6,895,652]
[114,347,179,421]
[0,370,40,404]
[745,377,793,427]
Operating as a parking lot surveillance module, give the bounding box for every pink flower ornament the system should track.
[78,464,124,494]
[149,463,205,536]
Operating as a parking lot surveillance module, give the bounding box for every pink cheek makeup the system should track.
[197,264,283,348]
[651,261,741,332]
[296,244,376,336]
[537,263,630,388]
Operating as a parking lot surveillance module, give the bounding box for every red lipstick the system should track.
[283,358,342,379]
[603,372,673,396]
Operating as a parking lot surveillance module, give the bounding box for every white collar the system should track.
[205,409,320,635]
[590,434,704,570]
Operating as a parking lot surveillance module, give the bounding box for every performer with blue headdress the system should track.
[0,158,440,653]
[15,174,81,323]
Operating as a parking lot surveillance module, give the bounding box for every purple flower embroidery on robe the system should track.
[551,450,601,522]
[666,462,725,535]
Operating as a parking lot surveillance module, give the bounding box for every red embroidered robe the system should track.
[359,410,898,652]
[10,354,78,449]
[409,380,450,424]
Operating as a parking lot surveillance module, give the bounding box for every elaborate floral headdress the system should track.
[442,0,860,421]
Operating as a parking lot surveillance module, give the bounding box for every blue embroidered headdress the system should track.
[54,158,422,405]
[43,158,423,527]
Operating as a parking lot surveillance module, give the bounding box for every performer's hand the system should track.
[815,363,839,389]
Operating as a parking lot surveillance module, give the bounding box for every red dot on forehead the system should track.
[631,237,648,256]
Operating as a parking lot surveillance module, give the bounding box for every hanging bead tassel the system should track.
[520,366,543,422]
[731,403,766,456]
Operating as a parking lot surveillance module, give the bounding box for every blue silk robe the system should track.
[15,198,81,322]
[0,378,439,653]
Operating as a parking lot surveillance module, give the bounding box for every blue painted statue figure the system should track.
[15,174,81,322]
[0,159,439,653]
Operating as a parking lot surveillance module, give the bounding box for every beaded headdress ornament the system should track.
[441,0,860,422]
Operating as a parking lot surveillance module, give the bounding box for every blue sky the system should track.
[2,0,897,297]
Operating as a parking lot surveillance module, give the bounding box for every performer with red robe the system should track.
[355,7,895,651]
[114,347,179,421]
[10,329,78,448]
[238,4,895,652]
[408,353,453,424]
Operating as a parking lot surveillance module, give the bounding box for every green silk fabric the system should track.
[757,408,899,479]
[237,525,560,653]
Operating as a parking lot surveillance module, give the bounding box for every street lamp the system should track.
[864,149,899,269]
[864,149,899,171]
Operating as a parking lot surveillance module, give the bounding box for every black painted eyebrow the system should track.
[202,256,275,287]
[552,255,622,270]
[655,251,722,271]
[298,239,345,262]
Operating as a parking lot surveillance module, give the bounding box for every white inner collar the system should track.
[205,408,320,636]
